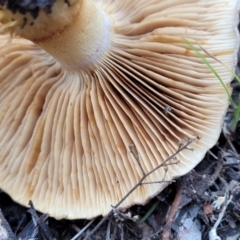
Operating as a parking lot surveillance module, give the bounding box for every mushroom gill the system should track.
[0,0,239,219]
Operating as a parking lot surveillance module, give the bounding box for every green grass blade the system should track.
[183,38,234,108]
[139,200,160,224]
[235,97,240,124]
[195,42,240,85]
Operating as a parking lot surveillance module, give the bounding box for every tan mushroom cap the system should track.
[0,0,239,219]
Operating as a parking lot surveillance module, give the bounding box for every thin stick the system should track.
[209,177,231,240]
[129,145,146,176]
[161,185,184,240]
[83,137,199,240]
[70,220,94,240]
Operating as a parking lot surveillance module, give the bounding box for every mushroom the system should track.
[0,0,239,219]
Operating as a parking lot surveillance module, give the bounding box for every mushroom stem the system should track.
[0,0,112,71]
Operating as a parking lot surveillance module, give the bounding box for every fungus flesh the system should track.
[0,0,239,219]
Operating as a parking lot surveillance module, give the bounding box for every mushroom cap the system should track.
[0,0,239,219]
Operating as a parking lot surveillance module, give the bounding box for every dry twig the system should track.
[161,185,185,240]
[209,177,231,240]
[70,220,94,240]
[83,136,199,240]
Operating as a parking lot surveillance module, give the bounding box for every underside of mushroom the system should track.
[0,0,239,219]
